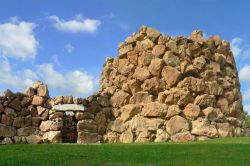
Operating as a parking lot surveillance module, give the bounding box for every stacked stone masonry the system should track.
[0,26,246,144]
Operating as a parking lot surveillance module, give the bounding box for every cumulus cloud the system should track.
[0,19,38,59]
[65,43,74,53]
[239,65,250,82]
[37,64,95,96]
[0,59,95,96]
[0,59,37,90]
[231,37,250,59]
[49,15,101,33]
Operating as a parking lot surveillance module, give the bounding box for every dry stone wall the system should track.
[100,26,245,143]
[0,26,246,144]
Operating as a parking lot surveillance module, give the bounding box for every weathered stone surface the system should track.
[21,97,32,108]
[141,77,165,95]
[0,103,4,113]
[183,103,200,120]
[141,102,168,118]
[171,132,195,142]
[133,67,151,82]
[1,137,13,144]
[108,119,126,133]
[52,104,85,112]
[9,98,22,111]
[26,134,42,144]
[128,116,164,132]
[146,27,161,42]
[32,96,45,106]
[119,44,133,57]
[177,77,205,93]
[163,51,180,67]
[191,118,218,138]
[43,131,62,143]
[165,105,181,119]
[190,30,204,43]
[40,119,63,132]
[155,129,169,142]
[162,66,181,87]
[77,132,102,144]
[0,124,16,137]
[37,106,46,115]
[194,94,216,108]
[37,84,49,97]
[135,130,153,143]
[17,127,36,136]
[217,122,232,137]
[77,120,97,132]
[166,116,189,135]
[216,98,229,114]
[122,79,141,95]
[118,59,135,76]
[13,117,25,128]
[110,90,130,108]
[4,107,17,117]
[104,132,120,143]
[75,112,94,120]
[120,104,142,122]
[130,91,154,104]
[149,58,164,76]
[152,45,166,57]
[120,129,134,143]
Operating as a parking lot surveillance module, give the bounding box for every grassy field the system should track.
[1,137,250,166]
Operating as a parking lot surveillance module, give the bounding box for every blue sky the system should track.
[0,0,250,113]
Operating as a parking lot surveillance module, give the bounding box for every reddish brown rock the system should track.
[152,45,166,57]
[183,103,200,120]
[166,116,189,135]
[171,132,195,142]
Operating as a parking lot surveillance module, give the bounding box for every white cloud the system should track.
[37,64,95,96]
[0,59,37,90]
[239,65,250,82]
[0,19,38,59]
[0,59,95,96]
[65,43,74,53]
[49,15,101,33]
[231,37,250,59]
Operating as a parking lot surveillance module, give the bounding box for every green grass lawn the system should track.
[1,137,250,166]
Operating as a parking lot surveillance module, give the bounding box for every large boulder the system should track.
[141,102,168,118]
[166,116,189,135]
[191,118,218,138]
[120,104,142,122]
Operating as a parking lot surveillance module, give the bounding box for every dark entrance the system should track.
[61,112,78,143]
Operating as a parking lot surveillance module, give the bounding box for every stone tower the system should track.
[100,26,245,143]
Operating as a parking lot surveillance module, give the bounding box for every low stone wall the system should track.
[0,26,246,144]
[0,81,110,144]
